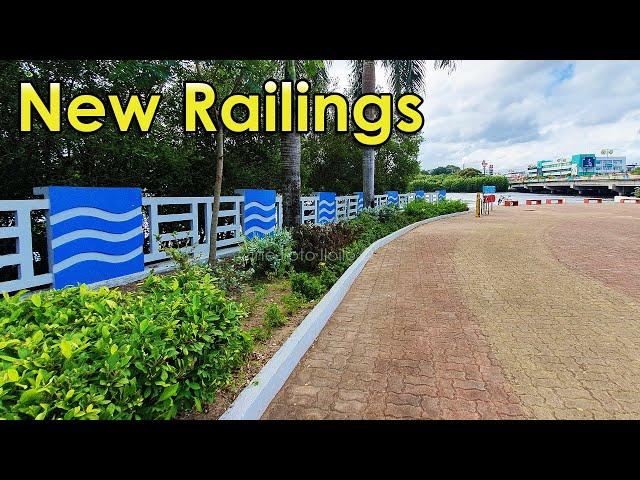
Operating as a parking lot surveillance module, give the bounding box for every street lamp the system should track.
[481,160,487,175]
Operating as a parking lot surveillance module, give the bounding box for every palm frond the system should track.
[382,60,428,96]
[434,60,457,73]
[345,60,364,99]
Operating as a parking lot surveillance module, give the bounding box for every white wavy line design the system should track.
[244,201,275,212]
[51,226,143,249]
[52,246,143,273]
[50,207,141,225]
[318,200,335,208]
[318,208,335,215]
[244,225,275,237]
[243,213,277,223]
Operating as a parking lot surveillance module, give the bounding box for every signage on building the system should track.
[582,156,595,168]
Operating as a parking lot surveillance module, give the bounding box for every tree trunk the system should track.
[361,60,376,207]
[195,61,224,268]
[281,131,301,227]
[281,60,301,227]
[208,111,224,268]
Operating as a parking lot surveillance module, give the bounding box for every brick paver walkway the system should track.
[263,203,640,419]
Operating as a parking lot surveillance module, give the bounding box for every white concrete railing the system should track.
[142,195,245,265]
[0,199,53,292]
[2,190,439,293]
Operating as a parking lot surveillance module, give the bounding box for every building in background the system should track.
[526,153,626,178]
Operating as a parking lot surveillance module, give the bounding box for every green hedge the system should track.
[291,199,468,299]
[408,174,509,192]
[0,265,252,420]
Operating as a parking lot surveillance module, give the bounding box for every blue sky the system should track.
[328,60,640,172]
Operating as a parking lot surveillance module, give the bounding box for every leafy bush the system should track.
[281,293,305,315]
[408,174,509,193]
[404,198,467,219]
[264,304,286,329]
[0,265,252,420]
[631,167,640,175]
[634,186,640,198]
[211,254,254,294]
[359,204,401,223]
[290,272,326,301]
[290,222,361,272]
[240,229,293,278]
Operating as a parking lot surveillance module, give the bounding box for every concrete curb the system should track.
[220,210,470,420]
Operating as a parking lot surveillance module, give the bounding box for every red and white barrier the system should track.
[504,200,518,207]
[614,196,640,204]
[545,198,565,205]
[583,198,603,204]
[526,199,542,205]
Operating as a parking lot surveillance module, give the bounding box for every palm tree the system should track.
[278,60,329,227]
[351,60,456,207]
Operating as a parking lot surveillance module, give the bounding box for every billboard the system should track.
[582,156,595,168]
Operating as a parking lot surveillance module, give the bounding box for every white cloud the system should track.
[328,60,640,172]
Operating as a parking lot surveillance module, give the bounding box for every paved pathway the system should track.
[263,203,640,419]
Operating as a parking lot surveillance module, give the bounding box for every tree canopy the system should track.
[1,60,424,199]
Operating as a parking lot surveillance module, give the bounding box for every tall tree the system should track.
[350,60,457,206]
[280,60,301,228]
[361,60,376,208]
[277,60,328,227]
[194,60,275,266]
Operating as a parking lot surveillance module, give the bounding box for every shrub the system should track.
[359,204,400,223]
[408,174,509,193]
[0,265,252,420]
[211,254,254,294]
[281,293,305,315]
[290,272,326,301]
[248,326,271,343]
[634,186,640,198]
[240,229,293,277]
[264,304,286,329]
[290,222,361,272]
[631,167,640,175]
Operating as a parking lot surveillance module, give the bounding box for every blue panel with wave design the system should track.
[47,186,142,215]
[51,215,143,237]
[53,234,144,264]
[54,256,144,289]
[45,186,144,289]
[317,192,336,225]
[415,190,425,199]
[355,192,364,211]
[243,189,276,239]
[386,191,399,205]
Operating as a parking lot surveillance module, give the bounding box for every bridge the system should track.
[509,175,640,196]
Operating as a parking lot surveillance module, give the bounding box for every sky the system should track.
[327,60,640,173]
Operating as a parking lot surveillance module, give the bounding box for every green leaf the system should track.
[110,344,118,355]
[139,319,149,333]
[31,294,42,307]
[159,384,179,401]
[60,339,73,359]
[6,369,20,382]
[18,388,42,405]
